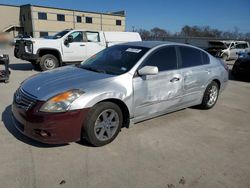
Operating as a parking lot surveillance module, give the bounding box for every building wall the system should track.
[20,5,33,36]
[0,4,20,38]
[0,4,126,38]
[30,6,125,37]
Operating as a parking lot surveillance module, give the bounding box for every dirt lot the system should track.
[0,47,250,188]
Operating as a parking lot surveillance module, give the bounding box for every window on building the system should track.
[76,16,82,23]
[179,46,203,68]
[38,12,47,20]
[57,14,65,21]
[40,32,49,37]
[116,20,122,26]
[86,17,93,24]
[143,46,177,72]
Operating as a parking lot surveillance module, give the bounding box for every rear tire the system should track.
[199,81,219,109]
[84,102,123,147]
[40,54,59,71]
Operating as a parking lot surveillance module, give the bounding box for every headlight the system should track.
[40,89,84,113]
[25,43,32,53]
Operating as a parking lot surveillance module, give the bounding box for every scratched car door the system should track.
[133,46,183,120]
[178,46,211,104]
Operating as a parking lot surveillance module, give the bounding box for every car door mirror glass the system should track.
[67,35,74,43]
[138,66,158,76]
[64,35,73,46]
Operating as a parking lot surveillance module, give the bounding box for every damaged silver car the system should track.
[12,41,228,146]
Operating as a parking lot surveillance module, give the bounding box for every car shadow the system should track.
[1,105,67,148]
[9,63,38,71]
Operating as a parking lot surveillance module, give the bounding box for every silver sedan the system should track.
[12,41,228,146]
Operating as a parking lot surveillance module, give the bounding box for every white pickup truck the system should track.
[14,29,142,71]
[220,41,250,60]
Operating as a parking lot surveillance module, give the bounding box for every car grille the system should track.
[14,88,37,110]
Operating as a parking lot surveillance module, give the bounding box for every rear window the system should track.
[235,43,248,49]
[201,51,210,64]
[179,46,203,68]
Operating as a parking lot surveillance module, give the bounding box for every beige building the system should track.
[0,4,126,38]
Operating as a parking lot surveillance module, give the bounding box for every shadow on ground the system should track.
[2,105,67,148]
[9,63,39,71]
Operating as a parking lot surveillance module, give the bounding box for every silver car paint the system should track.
[20,41,228,124]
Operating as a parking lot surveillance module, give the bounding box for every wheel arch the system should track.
[37,48,62,65]
[212,79,221,90]
[96,98,130,128]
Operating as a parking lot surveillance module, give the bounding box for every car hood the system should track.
[21,66,115,101]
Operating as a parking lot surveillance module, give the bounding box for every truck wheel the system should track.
[84,102,123,147]
[40,54,59,71]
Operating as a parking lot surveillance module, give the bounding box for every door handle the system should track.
[80,44,85,47]
[170,77,180,83]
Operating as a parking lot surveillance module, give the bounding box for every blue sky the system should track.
[1,0,250,33]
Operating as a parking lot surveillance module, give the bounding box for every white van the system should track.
[14,29,142,71]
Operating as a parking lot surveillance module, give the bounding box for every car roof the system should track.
[122,41,192,49]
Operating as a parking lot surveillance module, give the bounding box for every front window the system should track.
[52,30,70,39]
[80,45,149,75]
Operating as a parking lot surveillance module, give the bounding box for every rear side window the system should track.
[201,51,210,64]
[179,46,203,68]
[235,43,248,49]
[143,46,177,72]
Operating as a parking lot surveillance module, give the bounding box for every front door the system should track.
[62,31,87,62]
[133,46,183,121]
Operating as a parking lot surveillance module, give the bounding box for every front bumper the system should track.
[14,41,38,61]
[12,101,90,144]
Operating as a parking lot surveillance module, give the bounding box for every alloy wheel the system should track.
[94,109,119,141]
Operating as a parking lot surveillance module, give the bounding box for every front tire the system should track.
[199,81,219,109]
[40,54,59,71]
[84,102,123,147]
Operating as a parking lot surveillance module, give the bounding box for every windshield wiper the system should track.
[81,66,106,74]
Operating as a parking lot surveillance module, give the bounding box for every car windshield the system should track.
[79,45,149,75]
[52,30,70,39]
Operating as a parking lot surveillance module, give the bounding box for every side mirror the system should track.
[230,46,235,49]
[138,66,158,76]
[64,35,73,45]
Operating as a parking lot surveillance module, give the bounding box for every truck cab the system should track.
[14,29,141,71]
[221,41,250,60]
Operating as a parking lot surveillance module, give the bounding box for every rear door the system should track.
[84,31,106,59]
[133,46,183,120]
[62,31,87,62]
[178,46,211,105]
